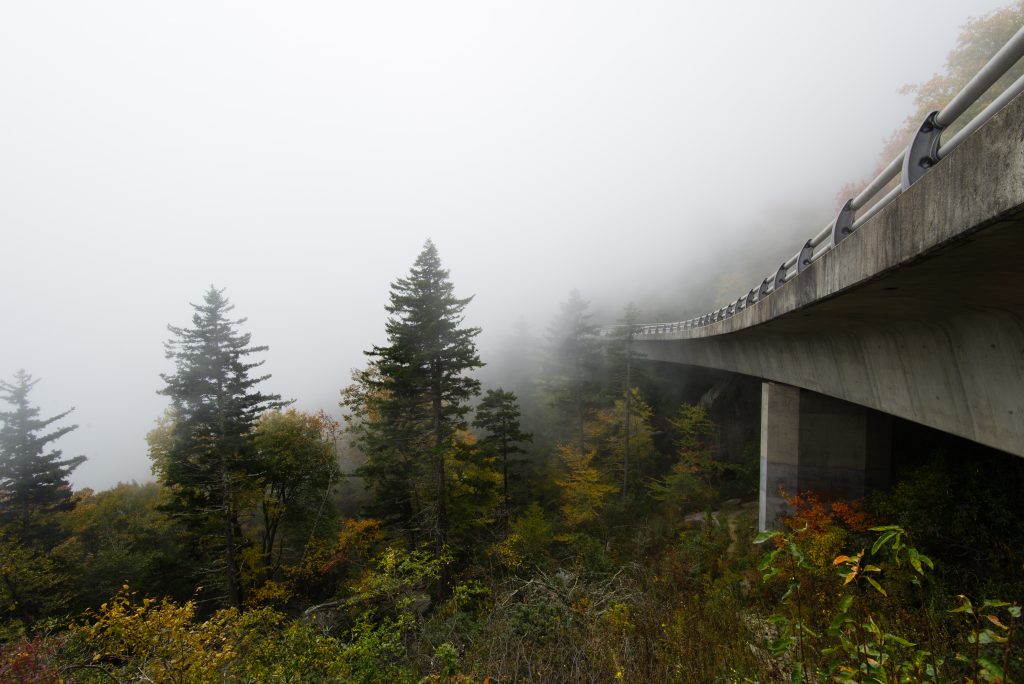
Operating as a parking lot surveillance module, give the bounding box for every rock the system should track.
[683,511,720,527]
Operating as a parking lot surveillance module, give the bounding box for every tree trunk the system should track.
[431,364,451,598]
[501,432,510,529]
[222,460,243,608]
[575,355,585,456]
[623,340,632,500]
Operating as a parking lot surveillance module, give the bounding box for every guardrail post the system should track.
[902,110,945,190]
[773,264,787,291]
[830,199,857,246]
[797,239,814,273]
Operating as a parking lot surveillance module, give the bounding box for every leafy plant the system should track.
[755,528,818,680]
[950,595,1021,683]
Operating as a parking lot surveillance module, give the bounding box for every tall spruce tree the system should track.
[0,370,85,540]
[358,240,482,557]
[155,287,285,608]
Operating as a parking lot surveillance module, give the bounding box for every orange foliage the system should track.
[782,490,871,536]
[780,491,874,570]
[319,518,385,574]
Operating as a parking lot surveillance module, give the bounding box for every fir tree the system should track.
[358,240,483,558]
[0,370,85,540]
[473,388,531,527]
[155,286,285,608]
[604,302,646,498]
[544,290,600,455]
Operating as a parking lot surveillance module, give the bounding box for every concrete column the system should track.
[759,382,891,530]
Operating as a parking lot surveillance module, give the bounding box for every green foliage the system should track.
[74,587,240,681]
[870,449,1024,596]
[433,641,460,677]
[950,596,1022,684]
[755,523,1023,682]
[56,482,196,612]
[349,545,445,622]
[754,528,818,677]
[493,502,554,571]
[249,408,340,586]
[648,404,723,517]
[0,529,67,636]
[445,431,503,545]
[473,388,532,523]
[586,387,657,499]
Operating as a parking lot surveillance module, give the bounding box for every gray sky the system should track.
[0,1,1011,490]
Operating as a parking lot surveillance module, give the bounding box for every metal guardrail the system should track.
[611,26,1024,339]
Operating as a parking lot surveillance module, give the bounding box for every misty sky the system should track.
[0,1,1011,490]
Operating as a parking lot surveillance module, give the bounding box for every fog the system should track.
[0,1,1009,490]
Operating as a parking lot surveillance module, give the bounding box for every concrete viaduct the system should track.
[630,85,1024,530]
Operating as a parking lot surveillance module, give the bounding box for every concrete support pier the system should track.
[759,382,891,530]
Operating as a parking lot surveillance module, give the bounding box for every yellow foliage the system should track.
[489,532,525,571]
[247,579,295,608]
[604,602,635,633]
[78,586,242,682]
[555,444,617,528]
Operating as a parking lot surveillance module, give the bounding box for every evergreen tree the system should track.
[342,362,420,531]
[648,404,721,517]
[490,316,542,424]
[0,370,85,540]
[543,290,600,454]
[358,240,483,558]
[473,388,531,527]
[603,302,646,497]
[155,287,285,608]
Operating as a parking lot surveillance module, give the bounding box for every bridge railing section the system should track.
[613,26,1024,339]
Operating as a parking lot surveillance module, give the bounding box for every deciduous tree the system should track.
[250,408,339,581]
[555,444,616,530]
[586,387,656,501]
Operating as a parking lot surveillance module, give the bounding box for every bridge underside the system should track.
[635,214,1024,458]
